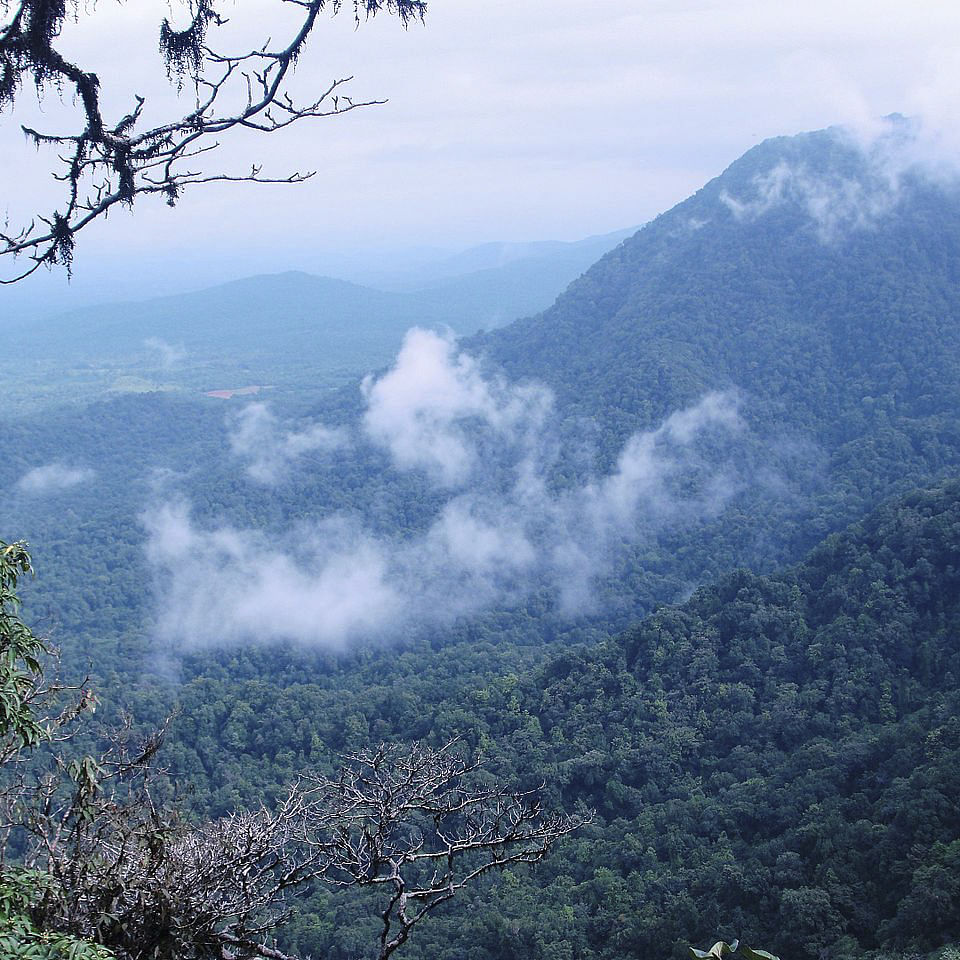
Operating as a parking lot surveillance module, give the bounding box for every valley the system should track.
[2,121,959,959]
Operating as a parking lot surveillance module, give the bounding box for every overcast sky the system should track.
[2,0,960,304]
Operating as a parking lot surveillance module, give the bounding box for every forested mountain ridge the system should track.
[7,123,960,661]
[480,124,960,437]
[460,123,960,577]
[164,480,960,959]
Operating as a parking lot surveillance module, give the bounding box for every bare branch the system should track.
[8,735,587,960]
[0,0,426,282]
[303,740,590,960]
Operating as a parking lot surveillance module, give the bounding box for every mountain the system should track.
[1,228,631,411]
[370,228,636,290]
[463,121,960,564]
[8,271,422,365]
[483,123,960,426]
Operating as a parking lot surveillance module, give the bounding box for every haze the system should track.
[2,0,960,311]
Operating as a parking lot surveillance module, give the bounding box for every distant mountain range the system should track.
[365,229,637,290]
[1,227,633,406]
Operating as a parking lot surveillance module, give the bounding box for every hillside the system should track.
[481,124,960,432]
[166,480,960,960]
[1,229,629,412]
[462,123,960,562]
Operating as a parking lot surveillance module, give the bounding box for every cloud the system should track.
[229,402,347,484]
[583,391,741,529]
[545,391,741,610]
[145,331,744,649]
[16,463,94,495]
[361,328,553,487]
[719,157,902,242]
[145,505,401,649]
[144,337,186,369]
[719,116,960,242]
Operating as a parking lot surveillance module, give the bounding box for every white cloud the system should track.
[719,158,899,241]
[361,328,552,486]
[145,505,401,649]
[145,333,744,649]
[719,117,960,241]
[229,402,346,484]
[584,391,741,530]
[16,463,94,495]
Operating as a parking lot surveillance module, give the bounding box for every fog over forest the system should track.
[2,4,960,960]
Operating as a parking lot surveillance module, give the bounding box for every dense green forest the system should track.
[165,479,960,959]
[2,124,960,958]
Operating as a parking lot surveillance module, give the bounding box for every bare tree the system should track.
[308,741,587,960]
[0,0,426,283]
[8,724,586,959]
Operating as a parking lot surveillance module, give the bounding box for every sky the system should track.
[2,0,960,306]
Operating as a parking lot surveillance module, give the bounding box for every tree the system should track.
[0,0,426,283]
[306,741,585,960]
[0,540,585,960]
[0,540,106,959]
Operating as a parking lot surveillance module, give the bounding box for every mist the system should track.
[145,329,744,649]
[719,116,960,241]
[229,403,347,485]
[144,337,187,369]
[17,463,94,495]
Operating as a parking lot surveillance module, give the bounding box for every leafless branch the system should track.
[0,0,426,283]
[304,740,590,960]
[9,736,587,960]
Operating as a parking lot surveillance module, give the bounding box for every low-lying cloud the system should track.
[17,463,94,495]
[361,328,553,487]
[229,403,347,484]
[147,329,744,649]
[719,157,900,242]
[719,116,960,242]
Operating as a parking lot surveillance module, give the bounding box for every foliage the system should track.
[5,730,579,960]
[158,482,960,959]
[0,869,115,960]
[0,540,48,757]
[0,541,110,958]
